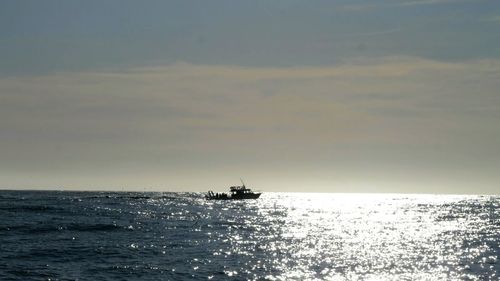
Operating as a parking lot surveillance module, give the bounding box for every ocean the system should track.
[0,191,498,280]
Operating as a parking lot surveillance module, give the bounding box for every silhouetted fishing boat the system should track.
[206,180,261,200]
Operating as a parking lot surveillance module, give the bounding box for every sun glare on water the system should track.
[204,193,498,280]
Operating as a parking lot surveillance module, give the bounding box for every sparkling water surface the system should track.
[0,191,498,280]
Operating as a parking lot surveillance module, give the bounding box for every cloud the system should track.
[345,28,403,37]
[343,0,480,10]
[397,0,481,6]
[480,15,500,22]
[1,57,500,191]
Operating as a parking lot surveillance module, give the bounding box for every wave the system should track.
[0,205,65,212]
[66,223,122,232]
[1,223,122,234]
[83,194,181,200]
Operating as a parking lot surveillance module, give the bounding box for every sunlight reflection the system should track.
[214,193,498,280]
[134,192,500,280]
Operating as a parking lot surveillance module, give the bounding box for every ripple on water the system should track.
[0,191,499,280]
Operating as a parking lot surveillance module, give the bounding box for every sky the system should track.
[1,0,499,193]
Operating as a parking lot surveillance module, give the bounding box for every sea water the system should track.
[0,191,498,280]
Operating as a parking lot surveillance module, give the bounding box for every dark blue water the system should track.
[0,191,499,280]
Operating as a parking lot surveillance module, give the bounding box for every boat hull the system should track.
[231,193,261,200]
[206,193,261,200]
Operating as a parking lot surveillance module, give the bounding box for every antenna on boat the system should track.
[240,178,246,188]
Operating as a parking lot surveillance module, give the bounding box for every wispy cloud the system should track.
[1,57,500,190]
[345,28,403,37]
[397,0,481,6]
[480,15,500,22]
[343,0,481,10]
[340,3,381,12]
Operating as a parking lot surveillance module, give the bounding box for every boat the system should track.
[206,180,261,200]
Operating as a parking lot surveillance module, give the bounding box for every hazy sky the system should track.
[1,0,500,193]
